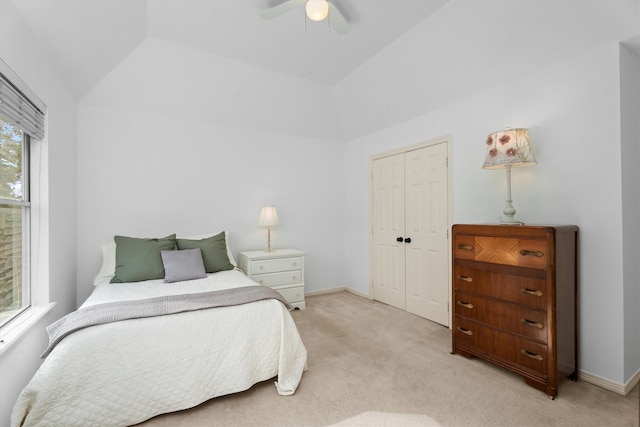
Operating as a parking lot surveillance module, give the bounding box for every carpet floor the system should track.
[138,291,639,427]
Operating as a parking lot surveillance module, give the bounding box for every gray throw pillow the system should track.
[176,231,234,273]
[111,234,177,283]
[161,248,207,283]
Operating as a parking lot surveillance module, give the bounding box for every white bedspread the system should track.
[11,270,308,427]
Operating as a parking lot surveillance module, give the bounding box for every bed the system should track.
[11,232,308,427]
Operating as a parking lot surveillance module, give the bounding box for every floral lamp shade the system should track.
[483,128,536,170]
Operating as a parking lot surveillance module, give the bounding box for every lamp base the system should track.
[501,199,524,225]
[500,218,525,225]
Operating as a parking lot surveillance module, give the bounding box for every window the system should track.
[0,65,44,333]
[0,117,30,327]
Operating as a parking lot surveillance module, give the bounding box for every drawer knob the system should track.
[457,301,474,309]
[292,262,298,267]
[521,349,544,361]
[520,287,543,297]
[457,244,473,251]
[259,265,265,270]
[456,275,473,283]
[521,318,544,329]
[457,326,473,336]
[292,276,298,280]
[520,249,544,257]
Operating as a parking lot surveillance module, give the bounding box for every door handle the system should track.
[404,237,411,243]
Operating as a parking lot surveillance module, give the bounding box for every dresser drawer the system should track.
[454,317,548,376]
[454,235,548,269]
[251,256,302,274]
[454,266,548,310]
[454,293,547,342]
[252,270,302,287]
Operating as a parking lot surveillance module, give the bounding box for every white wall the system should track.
[620,40,640,382]
[341,41,631,387]
[76,37,347,304]
[0,1,78,423]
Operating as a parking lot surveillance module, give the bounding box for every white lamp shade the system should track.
[483,128,536,170]
[258,205,280,227]
[306,0,329,21]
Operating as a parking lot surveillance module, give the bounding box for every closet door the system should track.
[371,142,449,326]
[405,144,449,325]
[371,153,406,310]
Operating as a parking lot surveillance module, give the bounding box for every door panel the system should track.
[372,153,405,310]
[405,144,449,325]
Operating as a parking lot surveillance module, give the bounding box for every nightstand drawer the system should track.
[274,284,304,303]
[251,256,302,274]
[252,270,302,287]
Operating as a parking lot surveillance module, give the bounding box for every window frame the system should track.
[0,126,31,327]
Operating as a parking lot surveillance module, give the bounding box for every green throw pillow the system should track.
[177,231,234,273]
[111,234,177,283]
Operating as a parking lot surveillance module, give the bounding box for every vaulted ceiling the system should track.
[9,0,449,98]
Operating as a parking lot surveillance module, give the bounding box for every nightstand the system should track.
[238,249,305,309]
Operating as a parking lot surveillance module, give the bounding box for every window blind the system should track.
[0,72,45,140]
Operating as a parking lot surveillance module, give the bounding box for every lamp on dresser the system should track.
[258,205,280,252]
[483,128,536,225]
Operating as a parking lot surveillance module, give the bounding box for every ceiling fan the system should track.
[260,0,351,35]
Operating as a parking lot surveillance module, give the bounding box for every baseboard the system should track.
[579,368,640,395]
[344,287,371,299]
[305,287,347,297]
[305,287,372,300]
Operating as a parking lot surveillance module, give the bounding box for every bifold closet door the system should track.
[371,143,449,326]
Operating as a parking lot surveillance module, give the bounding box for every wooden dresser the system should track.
[451,224,578,399]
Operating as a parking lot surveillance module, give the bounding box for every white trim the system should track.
[0,302,55,357]
[304,286,371,300]
[579,368,640,395]
[305,286,346,297]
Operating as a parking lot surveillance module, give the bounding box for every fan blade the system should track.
[260,0,306,20]
[328,2,351,35]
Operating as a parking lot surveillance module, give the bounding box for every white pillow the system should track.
[92,230,237,286]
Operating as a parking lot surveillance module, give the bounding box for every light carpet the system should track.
[328,411,441,426]
[138,291,639,427]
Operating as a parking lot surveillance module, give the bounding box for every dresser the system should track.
[238,249,305,309]
[451,224,578,399]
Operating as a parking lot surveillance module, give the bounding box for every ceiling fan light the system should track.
[306,0,329,22]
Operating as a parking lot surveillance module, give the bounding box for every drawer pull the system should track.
[521,318,544,329]
[259,265,265,270]
[457,327,473,336]
[292,262,298,267]
[292,276,298,281]
[456,275,473,283]
[520,287,543,297]
[520,249,544,257]
[457,301,474,309]
[521,349,544,361]
[457,244,473,251]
